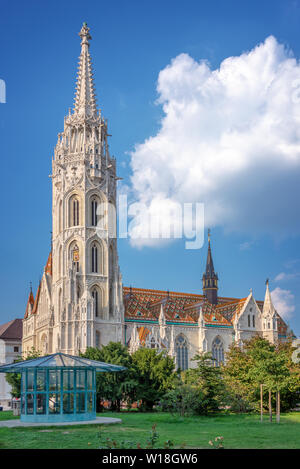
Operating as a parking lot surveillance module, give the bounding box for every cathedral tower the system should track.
[23,23,124,355]
[202,230,218,305]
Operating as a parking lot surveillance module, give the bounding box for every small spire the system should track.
[30,281,32,293]
[202,229,218,305]
[263,278,276,317]
[205,231,215,276]
[208,228,211,243]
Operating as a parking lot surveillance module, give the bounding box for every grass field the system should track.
[0,411,299,449]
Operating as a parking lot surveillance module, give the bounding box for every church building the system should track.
[22,24,294,369]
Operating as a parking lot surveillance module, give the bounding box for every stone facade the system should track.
[0,319,22,408]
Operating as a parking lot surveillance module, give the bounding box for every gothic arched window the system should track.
[92,287,101,317]
[109,285,113,317]
[91,198,98,226]
[175,335,188,371]
[146,335,159,349]
[90,194,105,229]
[58,200,63,233]
[212,337,224,367]
[96,330,100,348]
[58,245,62,277]
[150,337,157,349]
[91,243,98,273]
[69,195,80,227]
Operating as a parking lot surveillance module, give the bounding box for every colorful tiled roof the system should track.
[124,287,233,326]
[123,286,288,334]
[45,251,52,276]
[124,287,205,323]
[24,290,35,319]
[31,282,41,315]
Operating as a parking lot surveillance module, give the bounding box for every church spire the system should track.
[73,22,98,119]
[263,278,276,317]
[202,229,219,305]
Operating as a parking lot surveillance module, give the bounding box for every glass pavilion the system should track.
[0,353,126,423]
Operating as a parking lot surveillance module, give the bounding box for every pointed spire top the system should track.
[79,22,92,49]
[24,284,35,319]
[205,230,215,276]
[73,23,98,119]
[208,228,211,244]
[263,278,276,317]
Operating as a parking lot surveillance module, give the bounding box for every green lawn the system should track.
[0,410,299,449]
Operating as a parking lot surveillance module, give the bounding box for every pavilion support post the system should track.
[269,390,272,423]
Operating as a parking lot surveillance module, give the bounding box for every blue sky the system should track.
[0,0,299,336]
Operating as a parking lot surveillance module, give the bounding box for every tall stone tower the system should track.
[23,23,124,355]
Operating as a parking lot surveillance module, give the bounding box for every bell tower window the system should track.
[69,196,80,227]
[92,287,101,317]
[91,199,98,226]
[91,243,98,273]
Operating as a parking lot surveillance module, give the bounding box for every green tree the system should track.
[5,347,41,398]
[160,383,205,417]
[131,348,176,411]
[81,342,137,411]
[183,352,225,414]
[223,336,300,412]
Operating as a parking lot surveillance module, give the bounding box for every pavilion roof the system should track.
[0,352,126,373]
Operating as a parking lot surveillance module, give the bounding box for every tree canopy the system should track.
[223,336,300,411]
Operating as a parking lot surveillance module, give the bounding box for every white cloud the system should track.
[274,271,300,282]
[271,286,295,319]
[239,240,255,251]
[128,36,300,248]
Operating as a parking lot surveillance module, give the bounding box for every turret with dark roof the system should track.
[202,230,219,305]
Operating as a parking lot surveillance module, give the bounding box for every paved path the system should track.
[0,417,121,428]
